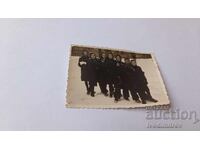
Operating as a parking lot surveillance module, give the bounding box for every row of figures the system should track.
[78,50,158,104]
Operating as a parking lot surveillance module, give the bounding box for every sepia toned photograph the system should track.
[66,45,170,108]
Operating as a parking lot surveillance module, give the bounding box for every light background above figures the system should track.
[0,19,200,130]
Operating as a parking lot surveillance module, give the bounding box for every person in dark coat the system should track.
[129,60,141,103]
[105,53,115,97]
[113,55,124,102]
[87,53,98,97]
[130,59,158,104]
[97,52,108,96]
[121,58,132,100]
[78,50,90,94]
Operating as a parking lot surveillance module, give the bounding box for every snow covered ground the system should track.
[67,56,169,108]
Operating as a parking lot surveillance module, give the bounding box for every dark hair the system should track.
[107,53,113,58]
[100,52,106,56]
[100,52,106,59]
[116,55,121,60]
[116,55,121,58]
[90,52,96,57]
[125,57,130,61]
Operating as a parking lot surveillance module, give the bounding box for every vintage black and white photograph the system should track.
[66,45,170,108]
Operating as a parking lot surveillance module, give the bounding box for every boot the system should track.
[148,98,158,103]
[142,100,147,104]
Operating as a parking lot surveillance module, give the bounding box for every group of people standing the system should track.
[78,50,157,104]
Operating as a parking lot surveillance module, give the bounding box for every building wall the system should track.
[71,45,152,59]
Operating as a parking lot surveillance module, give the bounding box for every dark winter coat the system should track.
[113,61,124,86]
[105,58,115,83]
[129,65,148,89]
[97,58,107,81]
[121,63,133,89]
[87,58,99,85]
